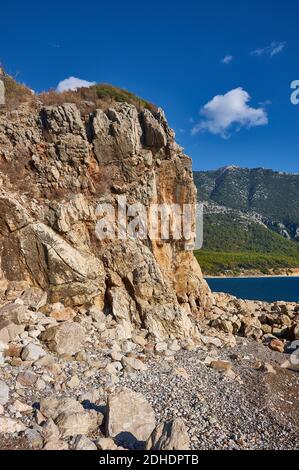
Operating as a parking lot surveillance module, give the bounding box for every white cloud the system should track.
[221,55,233,64]
[191,87,268,138]
[251,41,286,58]
[56,76,96,93]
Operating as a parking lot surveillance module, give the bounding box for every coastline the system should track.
[205,268,299,279]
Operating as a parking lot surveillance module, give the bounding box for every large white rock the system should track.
[146,418,190,450]
[73,435,97,450]
[41,322,85,355]
[21,343,47,361]
[40,397,83,420]
[55,411,97,438]
[0,416,26,433]
[106,388,155,442]
[0,380,9,405]
[121,356,147,371]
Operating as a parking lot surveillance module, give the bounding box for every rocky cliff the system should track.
[0,90,211,341]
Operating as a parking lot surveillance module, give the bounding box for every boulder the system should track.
[146,418,190,450]
[121,356,147,371]
[16,370,37,387]
[55,411,97,438]
[40,397,83,420]
[97,437,118,450]
[0,321,25,344]
[21,343,47,361]
[41,418,60,441]
[49,307,76,322]
[290,322,299,341]
[106,388,155,443]
[0,416,26,433]
[41,322,85,355]
[73,435,97,450]
[20,287,47,310]
[0,380,9,405]
[269,339,285,353]
[43,439,69,450]
[209,360,232,372]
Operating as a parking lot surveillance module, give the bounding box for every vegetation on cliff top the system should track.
[1,73,157,114]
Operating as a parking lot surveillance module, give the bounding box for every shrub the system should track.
[39,83,157,116]
[2,75,35,110]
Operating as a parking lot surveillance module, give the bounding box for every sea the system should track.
[205,276,299,302]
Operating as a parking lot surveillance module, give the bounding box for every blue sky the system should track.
[1,0,298,171]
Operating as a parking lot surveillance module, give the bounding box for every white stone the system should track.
[0,380,9,405]
[106,388,155,442]
[21,343,47,361]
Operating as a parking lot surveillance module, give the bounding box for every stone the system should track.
[290,323,299,341]
[40,397,83,420]
[20,287,47,310]
[0,380,9,405]
[66,375,80,388]
[133,335,147,347]
[21,343,47,362]
[4,344,22,358]
[16,370,37,387]
[155,342,168,353]
[263,363,276,374]
[0,416,26,433]
[41,418,60,441]
[97,437,118,450]
[121,356,147,371]
[141,108,167,150]
[41,322,85,355]
[73,435,97,450]
[0,322,25,344]
[24,428,43,449]
[43,439,69,450]
[110,351,123,362]
[55,411,97,438]
[50,307,76,322]
[146,418,190,450]
[106,388,156,442]
[173,367,189,379]
[11,400,32,413]
[280,360,291,369]
[209,360,232,373]
[35,354,55,367]
[169,339,181,352]
[269,339,285,353]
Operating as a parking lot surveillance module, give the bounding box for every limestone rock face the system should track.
[0,98,211,339]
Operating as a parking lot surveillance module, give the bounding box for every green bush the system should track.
[92,84,156,112]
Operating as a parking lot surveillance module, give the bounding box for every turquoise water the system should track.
[206,276,299,302]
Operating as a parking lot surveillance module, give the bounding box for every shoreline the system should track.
[205,269,299,279]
